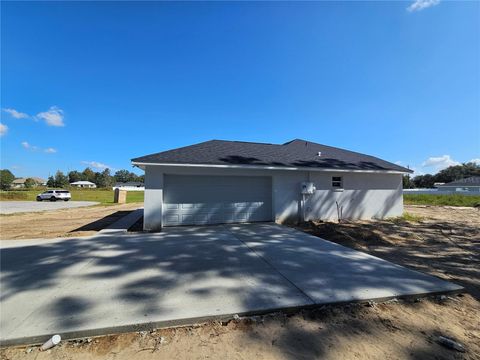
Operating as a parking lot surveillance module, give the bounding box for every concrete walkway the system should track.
[0,224,462,346]
[99,208,143,234]
[0,201,99,214]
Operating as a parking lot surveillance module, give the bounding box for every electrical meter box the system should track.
[301,181,316,194]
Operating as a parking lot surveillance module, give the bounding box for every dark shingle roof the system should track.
[438,176,480,187]
[132,139,412,173]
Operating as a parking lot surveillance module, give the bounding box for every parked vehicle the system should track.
[36,190,71,202]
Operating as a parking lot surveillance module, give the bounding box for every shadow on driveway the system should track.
[0,223,461,345]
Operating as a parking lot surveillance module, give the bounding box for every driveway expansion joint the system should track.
[222,225,316,305]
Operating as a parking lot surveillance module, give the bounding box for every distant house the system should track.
[437,176,480,193]
[11,177,46,188]
[70,181,97,188]
[112,181,145,191]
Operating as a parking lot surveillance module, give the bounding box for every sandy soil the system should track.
[1,295,478,360]
[0,203,142,239]
[1,205,479,359]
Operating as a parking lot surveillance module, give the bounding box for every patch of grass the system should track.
[0,191,29,200]
[404,194,480,207]
[388,212,425,224]
[0,189,144,204]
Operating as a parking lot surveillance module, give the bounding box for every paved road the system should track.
[0,201,99,214]
[0,223,462,345]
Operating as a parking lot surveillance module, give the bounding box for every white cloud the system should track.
[407,0,440,12]
[22,141,56,153]
[81,161,112,171]
[21,141,39,151]
[2,108,30,119]
[406,155,478,177]
[0,123,8,136]
[35,106,65,127]
[422,155,459,169]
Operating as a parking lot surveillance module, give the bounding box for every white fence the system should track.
[112,186,145,192]
[403,189,479,196]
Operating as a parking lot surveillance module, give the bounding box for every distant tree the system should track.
[129,172,140,182]
[402,175,413,189]
[46,176,55,187]
[54,171,69,188]
[82,167,96,183]
[409,163,480,188]
[0,169,15,190]
[138,174,145,183]
[103,169,114,187]
[114,169,131,183]
[68,170,83,183]
[412,174,435,188]
[434,162,480,183]
[24,178,36,189]
[95,168,114,188]
[113,169,144,183]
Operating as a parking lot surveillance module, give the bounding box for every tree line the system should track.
[2,162,479,191]
[0,168,144,190]
[403,162,480,188]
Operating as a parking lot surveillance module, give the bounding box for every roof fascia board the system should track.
[131,161,410,174]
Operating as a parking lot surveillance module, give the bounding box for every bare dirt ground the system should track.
[1,205,479,360]
[0,203,142,239]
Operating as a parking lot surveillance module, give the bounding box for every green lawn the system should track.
[3,188,478,207]
[0,188,144,204]
[404,193,480,207]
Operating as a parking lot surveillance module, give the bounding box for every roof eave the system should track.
[131,161,410,175]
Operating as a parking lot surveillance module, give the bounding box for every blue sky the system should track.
[1,0,479,178]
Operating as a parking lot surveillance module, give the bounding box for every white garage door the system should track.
[163,175,272,226]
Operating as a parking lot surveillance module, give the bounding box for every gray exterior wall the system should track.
[143,165,403,231]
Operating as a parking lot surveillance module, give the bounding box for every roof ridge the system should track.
[212,139,278,146]
[286,139,396,162]
[282,138,306,145]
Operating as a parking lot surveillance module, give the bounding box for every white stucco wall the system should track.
[305,172,403,221]
[143,165,403,231]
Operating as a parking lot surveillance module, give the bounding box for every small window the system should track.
[332,176,343,188]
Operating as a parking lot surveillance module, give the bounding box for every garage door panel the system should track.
[181,203,195,209]
[163,175,272,226]
[165,214,180,225]
[181,215,196,224]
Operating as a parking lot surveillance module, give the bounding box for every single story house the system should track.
[112,182,145,191]
[436,176,480,192]
[11,177,46,188]
[132,139,412,231]
[70,180,97,188]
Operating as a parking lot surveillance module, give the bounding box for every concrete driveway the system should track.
[0,201,99,214]
[0,223,461,345]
